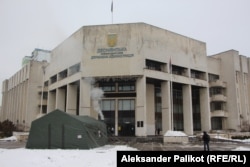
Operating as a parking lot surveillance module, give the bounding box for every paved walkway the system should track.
[108,136,250,151]
[1,140,250,151]
[0,141,27,149]
[130,141,250,151]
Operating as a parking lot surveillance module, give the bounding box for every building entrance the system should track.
[118,99,135,136]
[101,99,135,136]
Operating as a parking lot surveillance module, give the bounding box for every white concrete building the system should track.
[1,49,50,131]
[1,23,250,135]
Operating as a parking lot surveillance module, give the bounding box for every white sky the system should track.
[0,0,250,104]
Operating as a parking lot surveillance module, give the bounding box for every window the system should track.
[43,92,48,100]
[44,81,49,87]
[208,74,219,82]
[191,69,205,80]
[101,99,115,135]
[211,117,222,130]
[69,63,80,76]
[155,87,161,113]
[101,100,115,111]
[50,75,57,84]
[118,99,135,136]
[173,89,183,131]
[210,87,223,96]
[58,69,68,80]
[212,102,223,111]
[145,59,165,71]
[118,83,135,92]
[119,99,135,111]
[42,106,47,114]
[99,83,116,92]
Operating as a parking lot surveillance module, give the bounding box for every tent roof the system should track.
[39,109,101,125]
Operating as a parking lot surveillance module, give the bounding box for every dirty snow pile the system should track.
[0,136,17,141]
[164,130,187,136]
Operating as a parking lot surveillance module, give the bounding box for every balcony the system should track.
[210,94,227,102]
[211,110,228,117]
[210,80,226,88]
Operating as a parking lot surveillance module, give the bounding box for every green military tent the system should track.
[26,109,108,149]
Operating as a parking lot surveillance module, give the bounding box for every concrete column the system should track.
[1,90,7,121]
[146,83,155,135]
[200,87,211,131]
[56,88,66,111]
[13,86,17,123]
[47,90,56,113]
[12,88,16,122]
[67,84,77,115]
[115,99,118,136]
[17,84,23,125]
[1,81,8,121]
[20,83,25,129]
[7,89,13,121]
[136,76,147,136]
[79,79,91,116]
[19,83,23,125]
[161,81,171,134]
[183,84,193,135]
[23,81,28,129]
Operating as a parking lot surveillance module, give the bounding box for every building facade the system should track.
[1,49,50,131]
[1,23,250,135]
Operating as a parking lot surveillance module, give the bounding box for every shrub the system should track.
[0,120,17,137]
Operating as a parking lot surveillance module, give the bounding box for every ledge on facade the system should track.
[38,86,48,92]
[211,110,228,117]
[210,94,227,102]
[209,80,227,88]
[91,75,142,82]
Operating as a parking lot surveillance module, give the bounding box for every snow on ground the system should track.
[231,146,250,151]
[164,130,187,136]
[0,145,137,167]
[0,133,250,167]
[0,136,17,141]
[214,136,250,143]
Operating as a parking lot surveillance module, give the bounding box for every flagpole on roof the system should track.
[111,0,113,24]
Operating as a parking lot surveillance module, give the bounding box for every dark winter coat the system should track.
[202,132,210,143]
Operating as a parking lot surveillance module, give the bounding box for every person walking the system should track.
[202,131,210,151]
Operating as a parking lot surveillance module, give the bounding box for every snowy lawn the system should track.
[1,132,250,167]
[0,145,137,167]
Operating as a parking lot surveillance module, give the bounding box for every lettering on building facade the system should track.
[91,47,134,59]
[91,34,134,59]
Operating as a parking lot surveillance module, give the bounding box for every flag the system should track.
[111,1,113,12]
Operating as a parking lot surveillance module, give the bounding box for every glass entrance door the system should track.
[118,99,135,136]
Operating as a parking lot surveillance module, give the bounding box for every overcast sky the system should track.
[0,0,250,103]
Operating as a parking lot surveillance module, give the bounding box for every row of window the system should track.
[50,63,80,84]
[146,59,221,81]
[101,99,135,111]
[99,82,135,92]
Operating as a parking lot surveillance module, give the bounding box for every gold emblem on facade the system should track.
[107,33,117,47]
